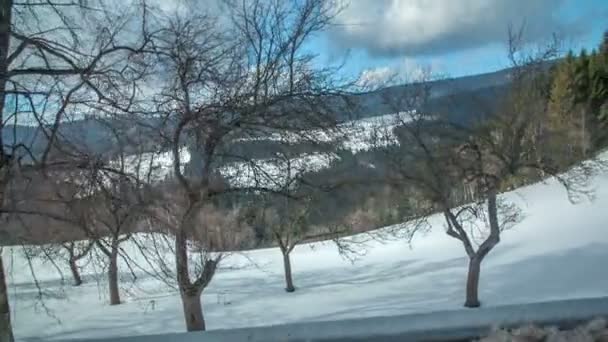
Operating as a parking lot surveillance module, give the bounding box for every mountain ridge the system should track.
[2,66,514,158]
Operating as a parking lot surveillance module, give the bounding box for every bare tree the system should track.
[61,240,94,286]
[270,200,306,293]
[82,122,155,305]
[248,151,344,293]
[23,239,94,286]
[141,0,346,331]
[87,175,138,305]
[249,196,308,292]
[372,31,600,308]
[131,186,251,331]
[0,1,154,339]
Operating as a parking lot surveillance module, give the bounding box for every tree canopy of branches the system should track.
[244,150,341,293]
[135,0,347,331]
[0,1,155,340]
[372,30,602,309]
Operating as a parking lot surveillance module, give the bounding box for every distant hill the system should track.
[346,67,511,120]
[2,67,513,160]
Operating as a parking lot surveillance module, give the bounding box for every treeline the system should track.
[548,31,608,154]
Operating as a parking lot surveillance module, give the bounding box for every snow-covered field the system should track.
[236,111,413,152]
[5,152,608,341]
[120,111,411,187]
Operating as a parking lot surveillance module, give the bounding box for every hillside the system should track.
[1,67,511,161]
[4,151,608,341]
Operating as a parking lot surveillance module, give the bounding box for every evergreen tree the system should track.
[548,55,576,126]
[547,31,608,150]
[589,50,607,112]
[601,30,608,56]
[548,49,590,154]
[566,50,576,64]
[592,31,608,143]
[574,48,590,103]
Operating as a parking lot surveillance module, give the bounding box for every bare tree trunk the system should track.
[282,250,295,292]
[464,189,499,308]
[65,241,93,286]
[69,257,82,286]
[0,255,14,342]
[174,206,219,332]
[0,0,13,338]
[66,245,83,286]
[464,256,482,308]
[176,208,205,331]
[180,290,205,331]
[108,247,120,305]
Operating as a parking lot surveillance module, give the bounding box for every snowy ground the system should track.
[4,152,608,341]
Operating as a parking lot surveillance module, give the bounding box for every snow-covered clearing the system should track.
[120,148,336,189]
[120,111,410,188]
[236,111,412,152]
[5,152,608,341]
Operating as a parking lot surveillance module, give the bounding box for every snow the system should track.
[235,110,413,152]
[221,152,336,189]
[110,111,413,189]
[118,148,190,184]
[119,148,336,189]
[44,297,608,342]
[6,154,608,341]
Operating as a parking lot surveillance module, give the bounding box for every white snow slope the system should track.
[5,153,608,341]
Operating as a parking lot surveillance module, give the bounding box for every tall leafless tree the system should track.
[130,186,251,331]
[140,0,347,331]
[75,117,157,306]
[62,240,94,286]
[247,151,344,293]
[23,239,94,286]
[372,31,601,308]
[0,1,154,340]
[85,173,139,305]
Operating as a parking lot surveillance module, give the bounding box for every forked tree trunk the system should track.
[69,258,82,286]
[108,247,120,305]
[446,189,500,309]
[176,209,206,332]
[0,254,14,342]
[180,290,205,331]
[282,250,295,292]
[64,241,93,287]
[176,216,200,331]
[464,189,499,308]
[464,256,482,308]
[175,203,219,332]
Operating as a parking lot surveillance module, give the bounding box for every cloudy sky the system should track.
[314,0,608,83]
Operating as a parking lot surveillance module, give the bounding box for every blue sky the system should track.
[311,0,608,82]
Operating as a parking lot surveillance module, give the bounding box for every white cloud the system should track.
[357,57,441,88]
[357,66,396,87]
[332,0,586,57]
